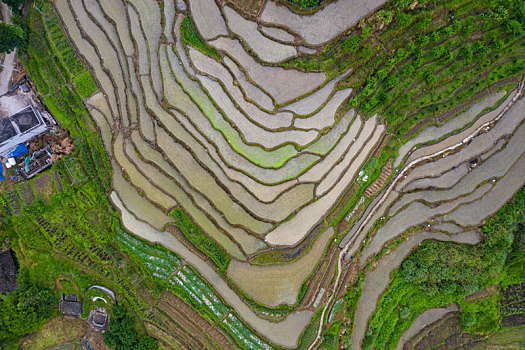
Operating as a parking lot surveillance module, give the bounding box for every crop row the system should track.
[116,227,181,280]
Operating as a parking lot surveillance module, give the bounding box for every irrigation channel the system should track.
[308,75,525,350]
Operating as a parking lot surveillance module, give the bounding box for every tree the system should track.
[505,19,524,36]
[400,64,414,77]
[0,269,56,343]
[0,22,24,53]
[104,305,159,350]
[431,44,445,58]
[3,0,24,9]
[136,336,160,350]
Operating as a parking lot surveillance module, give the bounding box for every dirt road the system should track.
[308,75,524,350]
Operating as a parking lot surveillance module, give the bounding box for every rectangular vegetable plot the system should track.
[116,226,181,280]
[222,313,274,350]
[174,265,230,319]
[167,265,274,350]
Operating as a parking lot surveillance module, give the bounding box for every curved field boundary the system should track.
[394,90,506,168]
[395,305,459,350]
[351,230,480,350]
[310,78,525,350]
[111,191,313,348]
[259,0,387,46]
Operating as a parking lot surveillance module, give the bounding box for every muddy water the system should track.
[352,230,480,349]
[111,192,314,348]
[395,305,459,350]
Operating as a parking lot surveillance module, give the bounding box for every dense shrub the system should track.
[73,71,98,98]
[0,22,25,53]
[0,269,56,344]
[170,209,230,272]
[104,305,159,350]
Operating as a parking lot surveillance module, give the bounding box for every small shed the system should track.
[91,306,108,328]
[59,293,82,316]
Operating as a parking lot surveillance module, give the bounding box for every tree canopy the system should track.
[103,304,159,350]
[0,269,56,344]
[3,0,23,9]
[0,22,24,53]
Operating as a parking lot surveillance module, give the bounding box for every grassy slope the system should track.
[284,0,525,140]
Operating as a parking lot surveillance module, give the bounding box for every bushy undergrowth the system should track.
[104,304,159,350]
[284,0,525,139]
[170,208,230,272]
[0,269,56,347]
[73,71,98,98]
[362,185,525,349]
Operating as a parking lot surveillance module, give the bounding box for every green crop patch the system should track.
[73,71,98,98]
[180,16,221,61]
[170,208,230,272]
[116,226,181,281]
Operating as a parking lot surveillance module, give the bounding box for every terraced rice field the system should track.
[44,0,525,349]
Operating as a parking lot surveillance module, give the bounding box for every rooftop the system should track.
[0,106,47,157]
[59,293,81,316]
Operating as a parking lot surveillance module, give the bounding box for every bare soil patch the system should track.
[21,316,89,350]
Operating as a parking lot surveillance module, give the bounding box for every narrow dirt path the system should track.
[308,75,524,350]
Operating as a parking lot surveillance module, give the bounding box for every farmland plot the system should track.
[345,81,525,349]
[46,0,525,349]
[48,0,384,343]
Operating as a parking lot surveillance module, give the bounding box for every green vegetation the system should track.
[170,208,230,272]
[460,293,501,334]
[0,22,25,53]
[180,16,221,61]
[104,304,159,350]
[24,0,98,102]
[3,0,24,9]
[501,222,524,288]
[361,185,525,349]
[73,71,98,98]
[284,0,525,142]
[0,269,56,348]
[169,265,230,320]
[287,0,320,9]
